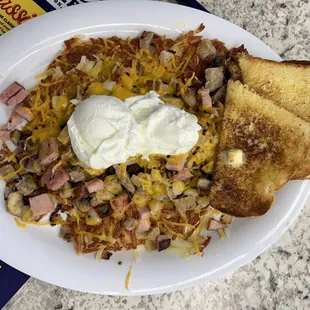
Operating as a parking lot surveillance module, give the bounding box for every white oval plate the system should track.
[0,1,309,296]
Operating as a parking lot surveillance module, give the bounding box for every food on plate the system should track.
[0,24,235,259]
[209,80,310,217]
[239,54,310,122]
[1,23,308,259]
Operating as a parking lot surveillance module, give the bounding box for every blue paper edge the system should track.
[0,260,30,308]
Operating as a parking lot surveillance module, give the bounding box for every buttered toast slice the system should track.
[210,80,310,217]
[238,54,310,122]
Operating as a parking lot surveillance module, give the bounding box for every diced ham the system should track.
[138,206,150,220]
[196,39,216,60]
[137,219,151,232]
[73,183,89,201]
[166,154,188,172]
[174,196,196,211]
[10,129,22,145]
[4,185,13,200]
[205,67,224,92]
[16,175,37,196]
[159,50,172,65]
[39,137,59,166]
[7,89,29,107]
[6,110,22,130]
[85,178,104,193]
[29,193,56,217]
[139,31,154,50]
[181,88,197,108]
[59,226,73,242]
[114,164,135,193]
[155,79,169,92]
[172,168,193,182]
[0,130,11,141]
[41,164,69,191]
[69,170,85,183]
[212,86,226,103]
[199,237,212,252]
[61,147,74,162]
[0,82,23,104]
[207,219,227,231]
[200,89,212,110]
[0,164,15,176]
[74,200,92,213]
[25,158,42,174]
[111,192,130,214]
[15,106,34,122]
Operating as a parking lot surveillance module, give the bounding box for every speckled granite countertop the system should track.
[4,0,310,309]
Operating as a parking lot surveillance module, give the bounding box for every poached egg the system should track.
[68,91,201,169]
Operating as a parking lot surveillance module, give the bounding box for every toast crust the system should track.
[239,54,310,122]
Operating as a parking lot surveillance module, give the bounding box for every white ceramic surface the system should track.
[0,0,309,296]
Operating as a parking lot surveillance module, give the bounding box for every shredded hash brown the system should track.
[1,24,243,259]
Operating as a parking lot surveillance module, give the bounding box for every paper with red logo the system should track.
[0,0,102,35]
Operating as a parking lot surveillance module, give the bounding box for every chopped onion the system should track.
[70,99,81,105]
[77,55,95,73]
[149,200,163,215]
[86,209,102,226]
[51,96,59,108]
[224,227,230,237]
[147,227,160,241]
[131,245,145,262]
[39,213,51,223]
[171,238,193,249]
[59,211,68,222]
[197,196,210,208]
[84,235,92,246]
[167,246,190,257]
[144,240,156,252]
[199,227,210,239]
[182,253,195,261]
[90,60,103,78]
[197,178,211,189]
[95,248,104,261]
[183,188,199,197]
[159,50,172,65]
[53,66,63,79]
[172,181,185,196]
[124,218,137,231]
[103,80,116,91]
[21,206,35,222]
[211,209,222,221]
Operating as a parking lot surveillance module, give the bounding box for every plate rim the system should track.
[0,0,308,295]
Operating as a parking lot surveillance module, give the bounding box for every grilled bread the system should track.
[238,54,310,122]
[210,80,310,217]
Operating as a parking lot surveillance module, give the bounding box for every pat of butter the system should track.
[224,149,245,168]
